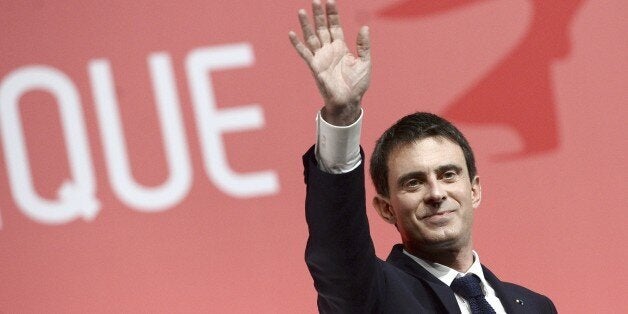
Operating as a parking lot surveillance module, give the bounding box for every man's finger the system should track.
[312,0,331,44]
[289,31,314,66]
[298,9,321,52]
[356,26,371,62]
[326,0,345,41]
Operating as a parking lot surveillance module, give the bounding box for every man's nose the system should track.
[424,177,446,205]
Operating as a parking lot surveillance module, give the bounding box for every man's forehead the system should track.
[387,136,467,172]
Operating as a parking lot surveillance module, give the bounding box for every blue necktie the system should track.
[450,274,496,314]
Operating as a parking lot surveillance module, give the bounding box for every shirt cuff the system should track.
[315,108,363,174]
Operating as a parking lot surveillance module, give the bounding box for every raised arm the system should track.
[291,2,382,312]
[289,0,371,126]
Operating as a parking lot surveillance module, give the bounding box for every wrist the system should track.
[322,100,361,126]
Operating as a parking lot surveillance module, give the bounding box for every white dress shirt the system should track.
[314,109,506,313]
[403,250,506,314]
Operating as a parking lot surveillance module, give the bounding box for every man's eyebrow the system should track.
[395,164,465,186]
[435,164,463,174]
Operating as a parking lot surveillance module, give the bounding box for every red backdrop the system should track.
[1,0,626,312]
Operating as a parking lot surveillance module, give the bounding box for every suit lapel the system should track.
[387,245,534,313]
[482,265,525,314]
[387,245,461,314]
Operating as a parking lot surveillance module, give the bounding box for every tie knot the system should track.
[451,274,484,299]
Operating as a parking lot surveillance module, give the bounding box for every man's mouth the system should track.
[421,210,455,220]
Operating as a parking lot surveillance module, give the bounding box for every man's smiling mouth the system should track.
[421,210,455,220]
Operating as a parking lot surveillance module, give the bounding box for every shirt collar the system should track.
[402,249,490,291]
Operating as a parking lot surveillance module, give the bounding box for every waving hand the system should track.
[289,0,371,126]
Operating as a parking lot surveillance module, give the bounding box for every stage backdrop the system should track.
[1,0,626,313]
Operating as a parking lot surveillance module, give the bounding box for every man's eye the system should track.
[442,171,458,181]
[403,179,421,190]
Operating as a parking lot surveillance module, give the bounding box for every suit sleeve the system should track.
[545,295,558,313]
[303,145,384,313]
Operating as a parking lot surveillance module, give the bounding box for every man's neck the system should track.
[406,243,475,273]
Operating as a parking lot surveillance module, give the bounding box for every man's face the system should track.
[373,136,481,255]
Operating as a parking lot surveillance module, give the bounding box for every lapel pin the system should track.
[515,299,524,306]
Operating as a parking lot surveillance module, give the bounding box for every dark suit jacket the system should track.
[303,146,557,313]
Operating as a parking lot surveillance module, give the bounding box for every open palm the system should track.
[290,0,371,125]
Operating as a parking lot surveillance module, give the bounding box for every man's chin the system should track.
[415,229,467,250]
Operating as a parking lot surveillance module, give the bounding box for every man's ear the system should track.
[471,176,482,208]
[373,195,396,225]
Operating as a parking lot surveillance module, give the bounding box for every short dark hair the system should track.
[369,112,477,197]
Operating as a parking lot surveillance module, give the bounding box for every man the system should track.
[289,0,557,313]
